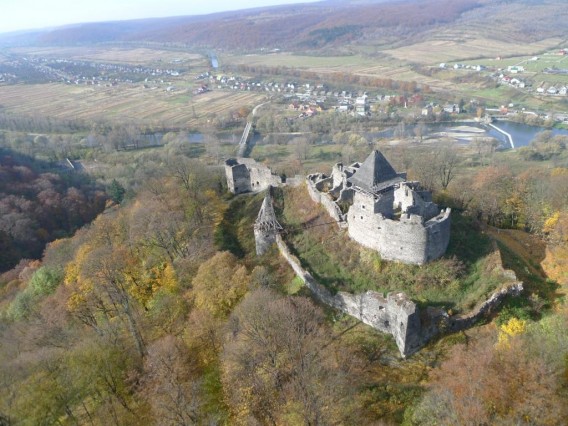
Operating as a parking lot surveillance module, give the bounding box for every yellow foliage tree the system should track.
[64,244,94,312]
[129,261,179,308]
[550,167,568,177]
[543,211,561,234]
[191,251,249,317]
[497,317,527,349]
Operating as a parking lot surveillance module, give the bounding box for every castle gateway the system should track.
[307,150,451,264]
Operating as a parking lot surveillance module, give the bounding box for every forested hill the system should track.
[0,149,106,272]
[2,0,566,50]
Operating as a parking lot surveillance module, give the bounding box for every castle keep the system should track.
[307,150,451,264]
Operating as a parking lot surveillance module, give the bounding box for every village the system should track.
[0,54,184,85]
[2,48,567,127]
[443,47,568,98]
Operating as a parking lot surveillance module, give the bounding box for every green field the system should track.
[223,53,377,69]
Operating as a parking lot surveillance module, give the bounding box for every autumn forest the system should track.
[1,0,568,425]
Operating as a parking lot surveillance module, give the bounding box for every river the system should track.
[367,121,568,149]
[488,120,568,148]
[142,121,566,151]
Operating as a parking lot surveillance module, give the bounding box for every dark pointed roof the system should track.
[347,150,404,192]
[255,189,283,232]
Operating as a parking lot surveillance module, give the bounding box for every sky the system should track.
[0,0,323,34]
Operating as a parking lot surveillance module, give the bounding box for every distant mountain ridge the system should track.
[1,0,566,51]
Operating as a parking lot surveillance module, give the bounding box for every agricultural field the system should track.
[383,37,563,65]
[10,45,208,67]
[223,53,378,70]
[224,52,457,93]
[0,82,266,126]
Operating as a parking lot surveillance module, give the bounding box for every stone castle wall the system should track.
[275,233,523,357]
[424,210,452,262]
[307,169,451,265]
[448,281,523,332]
[225,158,282,194]
[275,234,425,356]
[225,162,252,194]
[347,191,451,264]
[394,183,439,220]
[254,228,277,256]
[306,176,346,226]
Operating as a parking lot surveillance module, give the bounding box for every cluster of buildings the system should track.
[440,62,486,72]
[443,55,568,99]
[0,57,181,86]
[420,102,462,118]
[195,72,304,94]
[536,82,568,96]
[0,55,184,86]
[194,72,410,117]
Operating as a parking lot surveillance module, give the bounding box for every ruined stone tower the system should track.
[225,158,282,194]
[254,188,283,255]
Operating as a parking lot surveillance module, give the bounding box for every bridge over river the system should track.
[236,101,270,158]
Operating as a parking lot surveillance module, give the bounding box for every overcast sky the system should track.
[0,0,323,33]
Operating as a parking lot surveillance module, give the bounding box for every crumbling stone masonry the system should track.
[275,233,440,356]
[275,232,523,357]
[253,189,522,357]
[307,150,451,264]
[225,158,282,194]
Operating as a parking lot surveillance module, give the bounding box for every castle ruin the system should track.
[254,188,283,255]
[307,150,451,264]
[239,156,521,357]
[225,158,282,194]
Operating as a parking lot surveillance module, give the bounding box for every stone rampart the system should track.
[275,233,523,357]
[394,182,439,220]
[424,209,452,262]
[254,228,277,256]
[448,282,524,332]
[306,175,323,203]
[276,234,424,356]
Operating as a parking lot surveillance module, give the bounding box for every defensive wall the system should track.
[275,233,523,357]
[275,234,427,356]
[347,191,451,264]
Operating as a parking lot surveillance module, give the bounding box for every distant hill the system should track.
[1,0,566,51]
